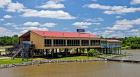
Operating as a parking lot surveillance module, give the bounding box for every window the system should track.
[81,40,89,46]
[67,40,80,46]
[44,39,52,47]
[53,39,66,46]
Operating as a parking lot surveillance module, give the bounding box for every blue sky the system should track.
[0,0,140,37]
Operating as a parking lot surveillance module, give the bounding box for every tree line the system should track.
[122,37,140,49]
[0,35,19,46]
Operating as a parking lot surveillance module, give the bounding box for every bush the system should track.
[131,44,140,49]
[87,49,98,57]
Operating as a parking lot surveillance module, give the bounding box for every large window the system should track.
[67,40,80,46]
[53,39,66,46]
[44,39,52,47]
[91,40,100,46]
[81,40,89,46]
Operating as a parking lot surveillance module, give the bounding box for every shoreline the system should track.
[0,58,105,69]
[0,52,139,69]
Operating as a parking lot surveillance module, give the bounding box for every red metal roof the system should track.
[32,30,97,38]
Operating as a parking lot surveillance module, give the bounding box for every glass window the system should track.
[44,39,52,47]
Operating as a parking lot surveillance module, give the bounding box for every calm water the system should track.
[0,50,140,77]
[116,50,140,60]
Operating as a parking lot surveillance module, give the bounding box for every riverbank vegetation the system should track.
[0,35,18,46]
[122,37,140,49]
[53,56,97,60]
[0,58,31,65]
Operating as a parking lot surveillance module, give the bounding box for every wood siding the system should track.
[30,31,44,49]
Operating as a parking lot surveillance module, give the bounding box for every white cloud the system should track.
[87,3,140,14]
[38,1,64,9]
[23,22,57,28]
[130,29,140,36]
[0,19,4,21]
[0,0,74,20]
[108,18,140,31]
[100,18,140,37]
[116,16,122,19]
[0,27,8,32]
[4,22,14,25]
[23,22,40,26]
[6,2,25,12]
[88,3,110,10]
[21,9,75,19]
[0,27,17,36]
[73,22,93,29]
[85,18,104,22]
[0,0,11,8]
[131,0,140,4]
[42,23,57,27]
[130,29,140,32]
[20,27,48,35]
[3,15,12,19]
[0,0,25,12]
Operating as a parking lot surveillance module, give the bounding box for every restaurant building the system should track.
[18,30,121,57]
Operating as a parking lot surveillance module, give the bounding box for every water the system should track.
[116,50,140,60]
[0,50,140,77]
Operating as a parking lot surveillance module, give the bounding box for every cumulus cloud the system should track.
[6,2,25,12]
[21,9,75,19]
[0,19,4,21]
[4,22,14,25]
[87,3,140,14]
[131,0,140,4]
[108,18,140,31]
[42,23,57,27]
[20,27,49,35]
[38,1,64,9]
[100,18,140,37]
[3,15,12,19]
[23,22,40,27]
[23,21,57,28]
[0,0,25,12]
[0,0,11,8]
[85,18,104,22]
[0,0,75,20]
[0,27,17,36]
[73,22,93,29]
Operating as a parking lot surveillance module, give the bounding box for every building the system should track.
[18,30,121,58]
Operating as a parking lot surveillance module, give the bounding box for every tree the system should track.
[0,35,19,46]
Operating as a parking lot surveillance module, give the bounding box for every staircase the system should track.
[12,47,23,59]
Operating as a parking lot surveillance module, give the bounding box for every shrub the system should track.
[87,49,98,57]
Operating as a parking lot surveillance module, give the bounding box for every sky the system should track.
[0,0,140,37]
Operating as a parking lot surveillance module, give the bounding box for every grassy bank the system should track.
[0,58,32,65]
[52,56,98,60]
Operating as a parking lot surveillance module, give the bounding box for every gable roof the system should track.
[32,30,97,38]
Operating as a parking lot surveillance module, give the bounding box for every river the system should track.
[0,50,140,77]
[115,49,140,60]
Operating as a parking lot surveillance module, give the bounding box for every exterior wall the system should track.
[44,38,101,49]
[30,32,44,49]
[19,31,121,50]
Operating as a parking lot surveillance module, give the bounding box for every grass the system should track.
[0,58,32,65]
[52,56,98,60]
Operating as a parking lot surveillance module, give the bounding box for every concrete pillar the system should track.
[66,40,67,46]
[51,49,54,58]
